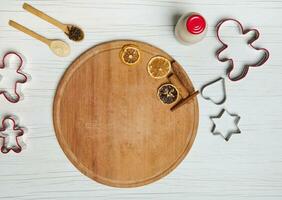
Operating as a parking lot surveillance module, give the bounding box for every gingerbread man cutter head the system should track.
[0,52,27,103]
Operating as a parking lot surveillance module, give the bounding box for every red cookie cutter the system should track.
[0,52,27,103]
[216,18,270,81]
[0,116,24,153]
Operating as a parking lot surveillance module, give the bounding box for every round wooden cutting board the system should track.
[53,40,199,187]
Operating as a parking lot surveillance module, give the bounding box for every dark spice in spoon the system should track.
[66,26,84,41]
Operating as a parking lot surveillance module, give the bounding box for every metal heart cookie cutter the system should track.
[201,77,226,105]
[0,52,28,103]
[216,18,270,81]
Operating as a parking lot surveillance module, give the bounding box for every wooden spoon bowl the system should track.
[49,40,70,57]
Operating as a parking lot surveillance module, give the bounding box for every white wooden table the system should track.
[1,0,282,199]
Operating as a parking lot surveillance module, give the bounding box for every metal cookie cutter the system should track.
[210,109,241,141]
[216,18,270,81]
[0,52,27,103]
[201,77,226,105]
[0,116,24,153]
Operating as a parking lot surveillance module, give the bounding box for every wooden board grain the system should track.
[53,40,199,187]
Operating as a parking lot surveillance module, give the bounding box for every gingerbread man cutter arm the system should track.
[216,18,270,81]
[0,52,28,103]
[0,116,24,153]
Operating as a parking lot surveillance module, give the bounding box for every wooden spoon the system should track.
[23,3,84,42]
[9,20,70,57]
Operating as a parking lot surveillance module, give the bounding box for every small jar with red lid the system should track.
[175,12,207,45]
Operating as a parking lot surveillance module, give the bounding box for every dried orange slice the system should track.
[120,45,140,66]
[157,84,178,104]
[147,56,171,79]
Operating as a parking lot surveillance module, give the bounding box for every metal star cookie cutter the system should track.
[0,116,24,153]
[0,52,28,103]
[216,18,270,82]
[210,109,241,141]
[201,77,226,105]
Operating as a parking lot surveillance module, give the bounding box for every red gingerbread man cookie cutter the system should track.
[0,116,24,154]
[216,18,270,81]
[0,52,28,103]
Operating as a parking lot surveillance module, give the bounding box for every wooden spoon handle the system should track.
[23,3,67,32]
[9,20,50,45]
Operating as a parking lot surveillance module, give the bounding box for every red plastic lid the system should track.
[186,14,206,35]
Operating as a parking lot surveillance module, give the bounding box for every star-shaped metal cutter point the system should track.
[210,109,241,141]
